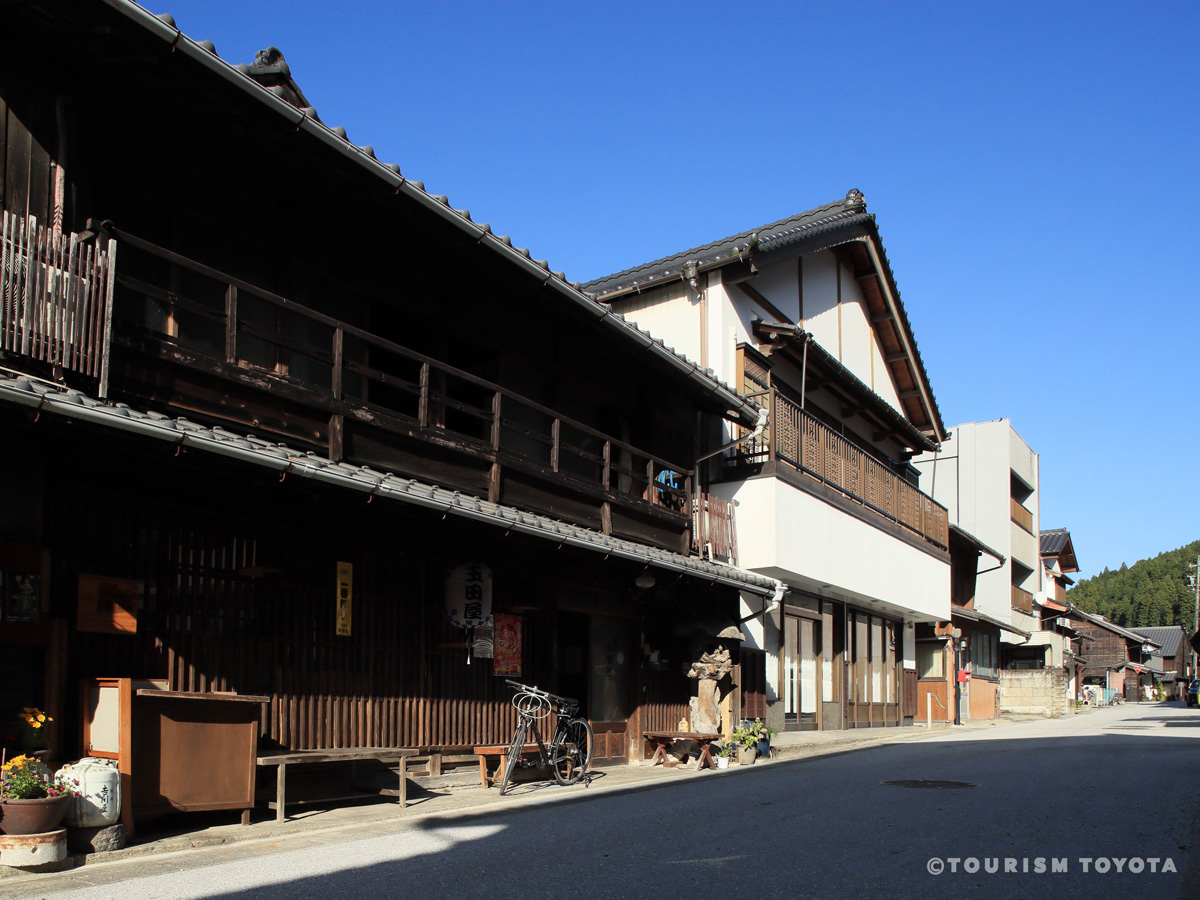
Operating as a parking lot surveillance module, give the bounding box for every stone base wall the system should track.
[1000,668,1073,716]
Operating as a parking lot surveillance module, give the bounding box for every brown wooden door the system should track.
[588,617,631,762]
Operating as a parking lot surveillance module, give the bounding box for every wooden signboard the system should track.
[77,574,140,634]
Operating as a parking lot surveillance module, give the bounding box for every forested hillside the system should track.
[1067,540,1200,631]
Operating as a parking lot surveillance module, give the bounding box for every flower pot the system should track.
[756,739,771,759]
[716,756,730,769]
[0,795,72,835]
[737,746,757,766]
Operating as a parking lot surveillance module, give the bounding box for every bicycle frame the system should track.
[500,680,592,794]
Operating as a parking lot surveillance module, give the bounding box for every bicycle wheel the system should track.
[551,717,593,786]
[498,719,530,796]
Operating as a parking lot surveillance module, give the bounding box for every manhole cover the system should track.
[880,779,978,790]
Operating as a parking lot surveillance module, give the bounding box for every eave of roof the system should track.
[952,605,1031,639]
[1039,527,1079,572]
[949,522,1007,565]
[94,0,762,429]
[0,373,778,596]
[757,326,935,452]
[1066,605,1161,646]
[582,198,854,297]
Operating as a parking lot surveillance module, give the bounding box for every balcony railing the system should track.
[692,492,738,563]
[738,388,948,550]
[1010,497,1034,534]
[1012,585,1034,612]
[90,225,709,545]
[1,211,116,395]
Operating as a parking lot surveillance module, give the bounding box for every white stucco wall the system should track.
[610,281,703,368]
[715,477,950,623]
[912,419,1041,626]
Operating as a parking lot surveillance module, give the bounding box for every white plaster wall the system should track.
[610,281,702,367]
[714,477,950,622]
[710,272,759,385]
[749,259,800,323]
[836,262,875,392]
[868,325,904,410]
[739,591,767,651]
[1010,521,1040,576]
[801,252,839,351]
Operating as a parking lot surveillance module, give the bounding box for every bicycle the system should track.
[498,679,594,796]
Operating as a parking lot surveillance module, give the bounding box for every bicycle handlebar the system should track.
[506,679,579,711]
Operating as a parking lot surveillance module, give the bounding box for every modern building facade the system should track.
[913,420,1041,646]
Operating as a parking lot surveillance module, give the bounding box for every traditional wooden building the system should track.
[585,191,953,731]
[0,0,780,771]
[1131,627,1193,701]
[1067,607,1160,703]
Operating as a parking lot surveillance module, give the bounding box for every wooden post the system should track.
[602,441,611,490]
[224,285,238,363]
[329,327,344,461]
[418,363,430,428]
[550,417,560,472]
[98,237,116,398]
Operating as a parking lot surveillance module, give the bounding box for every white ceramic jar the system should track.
[58,757,121,828]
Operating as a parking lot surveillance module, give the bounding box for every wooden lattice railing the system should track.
[0,211,117,395]
[745,388,948,549]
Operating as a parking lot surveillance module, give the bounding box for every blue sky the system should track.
[154,1,1199,580]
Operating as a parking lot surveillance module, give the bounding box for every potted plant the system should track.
[715,743,733,769]
[0,754,78,835]
[731,718,777,764]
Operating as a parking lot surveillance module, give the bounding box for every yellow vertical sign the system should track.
[336,562,353,637]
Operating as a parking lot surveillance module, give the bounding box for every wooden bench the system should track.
[643,731,723,771]
[472,744,540,788]
[256,747,417,823]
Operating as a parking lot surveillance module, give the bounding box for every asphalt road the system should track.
[12,702,1200,900]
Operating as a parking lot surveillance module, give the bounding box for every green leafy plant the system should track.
[731,718,777,750]
[0,754,78,800]
[716,742,735,758]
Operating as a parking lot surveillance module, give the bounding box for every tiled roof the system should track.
[0,374,779,596]
[96,1,761,428]
[583,197,857,296]
[1132,626,1189,658]
[1067,605,1161,647]
[1040,528,1071,555]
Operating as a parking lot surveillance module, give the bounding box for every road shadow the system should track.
[53,729,1195,900]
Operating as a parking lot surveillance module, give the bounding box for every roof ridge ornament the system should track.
[843,188,865,211]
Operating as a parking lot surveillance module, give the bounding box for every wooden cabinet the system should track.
[81,678,267,833]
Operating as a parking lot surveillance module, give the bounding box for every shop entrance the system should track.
[558,612,631,763]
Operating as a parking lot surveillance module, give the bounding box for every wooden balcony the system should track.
[738,387,948,550]
[1010,497,1034,534]
[1,212,116,395]
[5,219,711,551]
[1012,585,1034,613]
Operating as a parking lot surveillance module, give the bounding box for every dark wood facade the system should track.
[0,1,769,767]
